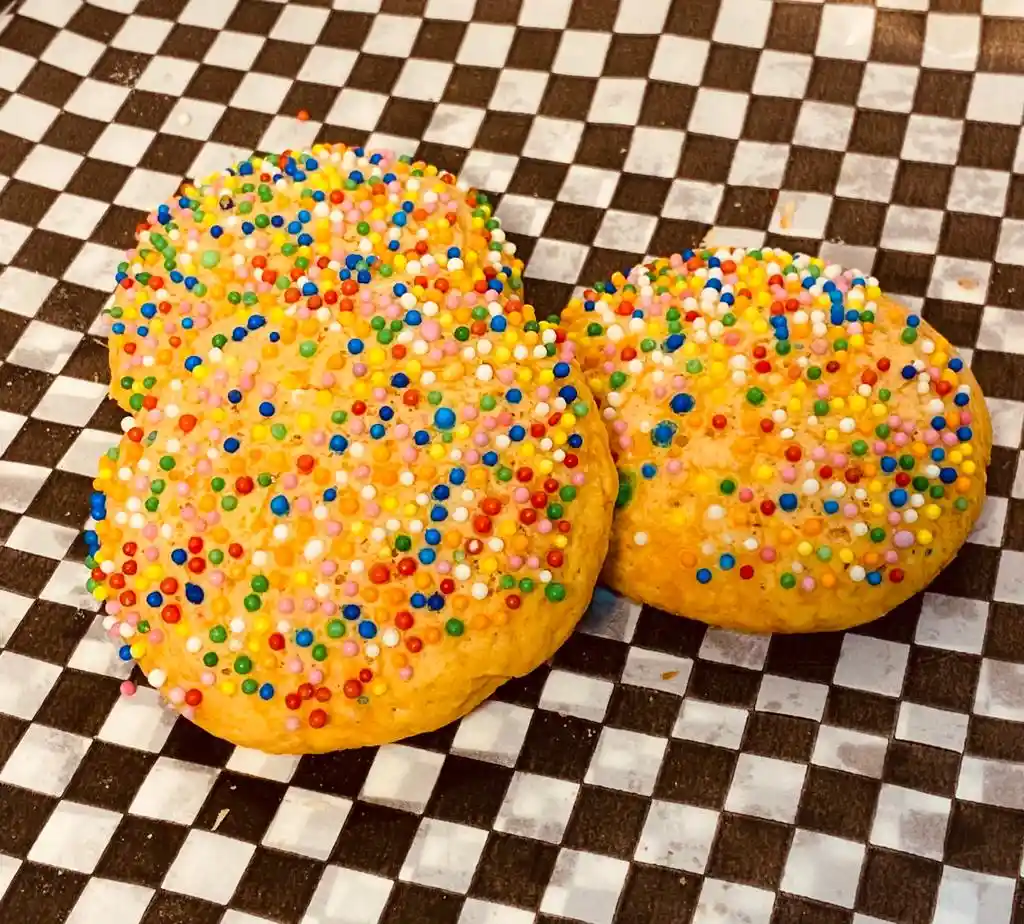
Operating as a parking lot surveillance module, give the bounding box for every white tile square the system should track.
[63,242,125,291]
[578,585,641,643]
[8,320,82,375]
[495,194,552,238]
[0,588,33,648]
[752,50,811,98]
[986,398,1024,447]
[559,165,621,208]
[28,802,122,873]
[163,830,256,904]
[97,687,178,753]
[0,49,34,91]
[162,99,226,140]
[90,123,156,166]
[700,629,770,671]
[523,117,583,162]
[859,62,919,113]
[833,634,910,697]
[426,0,476,18]
[635,801,720,874]
[928,256,991,305]
[204,31,265,69]
[769,192,833,238]
[621,647,693,696]
[923,12,981,71]
[456,23,515,67]
[488,68,548,113]
[725,754,806,824]
[0,723,91,796]
[932,867,1016,924]
[836,153,898,202]
[0,220,33,264]
[967,73,1024,125]
[902,114,963,165]
[399,819,488,894]
[226,748,300,784]
[362,14,421,56]
[4,517,78,560]
[689,88,748,139]
[180,0,235,27]
[424,104,485,147]
[673,699,749,749]
[663,179,724,224]
[948,167,1010,217]
[650,35,709,85]
[624,127,684,178]
[870,784,951,860]
[816,4,876,60]
[539,669,614,723]
[494,772,579,843]
[880,205,944,254]
[0,95,59,142]
[614,0,671,33]
[360,744,445,814]
[0,460,50,514]
[59,429,118,480]
[67,615,134,680]
[970,659,1024,725]
[524,238,589,283]
[40,29,105,76]
[755,675,828,722]
[693,879,775,924]
[451,700,533,767]
[915,593,989,655]
[584,727,667,796]
[230,72,292,113]
[588,77,646,125]
[728,141,790,188]
[129,757,219,825]
[0,651,61,720]
[392,58,453,102]
[14,145,83,190]
[66,879,153,924]
[552,29,606,76]
[896,701,969,753]
[971,496,1008,547]
[593,210,658,253]
[114,168,182,211]
[0,854,17,904]
[457,150,521,194]
[39,193,108,239]
[269,4,329,42]
[812,725,888,779]
[793,101,854,151]
[298,45,357,86]
[996,219,1024,267]
[0,267,55,318]
[112,15,174,55]
[518,0,571,28]
[780,829,865,909]
[263,788,351,861]
[259,117,322,158]
[957,755,1024,811]
[304,867,393,924]
[541,850,630,924]
[712,0,772,47]
[458,899,535,924]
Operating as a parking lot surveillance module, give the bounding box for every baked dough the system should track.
[85,147,616,753]
[552,248,991,633]
[105,145,529,413]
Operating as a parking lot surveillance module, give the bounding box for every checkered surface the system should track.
[2,0,1024,922]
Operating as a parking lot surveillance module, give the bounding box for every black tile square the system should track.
[230,848,323,924]
[195,772,287,842]
[563,785,648,860]
[0,862,87,923]
[517,711,600,781]
[469,832,558,909]
[654,739,737,809]
[36,669,121,737]
[332,802,420,877]
[97,816,189,888]
[65,741,157,813]
[426,755,512,829]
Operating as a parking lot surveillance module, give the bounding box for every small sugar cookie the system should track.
[551,248,990,634]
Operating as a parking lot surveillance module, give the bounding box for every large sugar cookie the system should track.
[552,248,990,634]
[85,191,616,757]
[105,145,527,412]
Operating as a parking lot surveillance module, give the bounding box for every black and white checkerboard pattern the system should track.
[3,1,1024,922]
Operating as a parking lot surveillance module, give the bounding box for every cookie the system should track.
[550,248,990,633]
[85,149,616,754]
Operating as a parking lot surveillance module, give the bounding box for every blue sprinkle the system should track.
[670,393,695,414]
[185,583,204,604]
[779,493,798,512]
[342,604,361,620]
[434,407,456,429]
[259,684,274,700]
[270,495,290,516]
[696,568,712,584]
[295,629,314,647]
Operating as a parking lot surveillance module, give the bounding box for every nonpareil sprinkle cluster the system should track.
[86,145,594,736]
[553,248,980,594]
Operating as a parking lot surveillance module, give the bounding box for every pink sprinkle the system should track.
[287,657,304,673]
[760,547,777,563]
[286,717,301,731]
[120,681,136,697]
[342,641,359,657]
